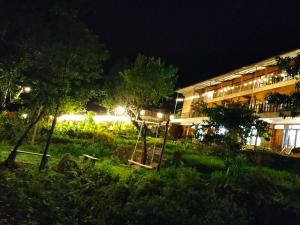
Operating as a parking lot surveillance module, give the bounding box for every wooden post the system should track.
[31,107,42,145]
[157,119,170,171]
[39,103,59,172]
[5,108,45,168]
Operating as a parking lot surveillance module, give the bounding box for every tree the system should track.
[266,54,300,117]
[194,102,269,161]
[0,1,36,112]
[104,54,178,164]
[4,2,109,169]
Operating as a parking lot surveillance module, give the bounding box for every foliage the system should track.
[194,101,269,158]
[266,91,300,117]
[56,153,80,176]
[276,54,300,84]
[103,54,178,113]
[1,158,300,225]
[0,112,27,142]
[265,54,300,117]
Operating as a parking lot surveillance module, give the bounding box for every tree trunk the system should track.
[254,134,258,150]
[4,108,45,168]
[157,119,170,171]
[141,124,148,164]
[30,107,42,145]
[39,103,59,172]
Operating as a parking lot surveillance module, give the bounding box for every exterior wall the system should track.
[181,90,195,116]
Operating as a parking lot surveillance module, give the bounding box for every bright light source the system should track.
[57,114,86,122]
[219,127,227,135]
[157,112,163,118]
[21,113,28,119]
[140,110,146,115]
[176,98,184,102]
[170,115,175,120]
[115,106,126,115]
[23,87,31,93]
[49,115,54,119]
[93,115,131,123]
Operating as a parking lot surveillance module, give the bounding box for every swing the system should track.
[128,119,169,169]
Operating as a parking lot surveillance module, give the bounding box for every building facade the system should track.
[172,49,300,151]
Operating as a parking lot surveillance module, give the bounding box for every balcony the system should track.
[175,102,288,121]
[197,72,296,103]
[175,111,206,119]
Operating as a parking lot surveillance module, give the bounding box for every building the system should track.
[172,49,300,150]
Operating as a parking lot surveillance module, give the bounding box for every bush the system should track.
[57,153,80,176]
[0,112,27,143]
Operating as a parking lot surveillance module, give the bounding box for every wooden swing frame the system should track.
[128,119,170,169]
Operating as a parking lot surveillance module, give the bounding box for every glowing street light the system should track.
[23,86,31,93]
[157,112,163,119]
[140,110,145,115]
[21,113,28,119]
[169,115,175,120]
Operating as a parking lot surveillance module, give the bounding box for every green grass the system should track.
[182,154,225,169]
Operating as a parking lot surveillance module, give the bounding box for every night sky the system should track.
[84,0,300,88]
[7,0,300,88]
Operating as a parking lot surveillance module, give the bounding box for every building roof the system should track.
[177,48,300,94]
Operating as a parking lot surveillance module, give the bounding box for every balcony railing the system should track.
[174,111,206,119]
[249,103,288,114]
[176,103,288,119]
[198,72,296,101]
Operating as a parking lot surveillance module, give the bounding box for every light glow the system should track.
[21,113,28,119]
[56,113,131,123]
[274,124,284,129]
[140,110,146,115]
[93,115,131,123]
[23,87,31,93]
[170,115,175,120]
[115,106,126,115]
[157,112,163,118]
[57,114,86,122]
[176,98,184,102]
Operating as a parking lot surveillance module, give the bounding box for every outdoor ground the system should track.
[1,138,300,225]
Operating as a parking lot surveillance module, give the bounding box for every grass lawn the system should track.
[2,141,300,225]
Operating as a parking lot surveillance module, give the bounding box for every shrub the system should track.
[57,153,80,175]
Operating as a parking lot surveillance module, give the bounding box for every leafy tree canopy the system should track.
[103,54,178,114]
[194,102,269,156]
[266,54,300,117]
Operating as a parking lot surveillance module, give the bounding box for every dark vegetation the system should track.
[1,116,300,225]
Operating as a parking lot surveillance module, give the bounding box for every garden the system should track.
[1,112,300,225]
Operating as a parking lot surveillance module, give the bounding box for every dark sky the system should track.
[84,0,300,88]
